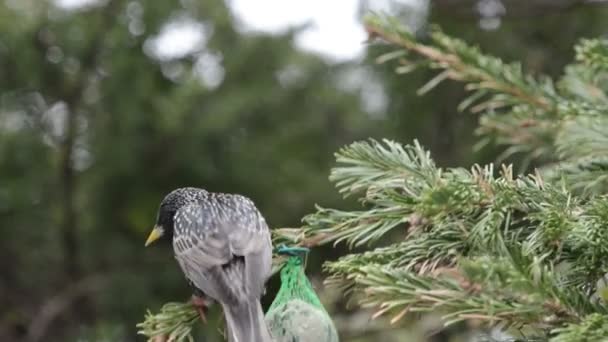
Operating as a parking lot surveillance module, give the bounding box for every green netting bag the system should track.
[265,247,339,342]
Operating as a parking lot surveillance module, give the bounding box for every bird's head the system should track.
[145,187,206,246]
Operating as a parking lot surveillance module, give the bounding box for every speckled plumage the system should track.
[155,187,273,342]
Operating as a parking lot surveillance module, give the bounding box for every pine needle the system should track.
[136,302,198,342]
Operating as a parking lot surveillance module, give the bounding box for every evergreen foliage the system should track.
[137,302,198,342]
[5,0,608,340]
[278,14,608,341]
[139,12,608,342]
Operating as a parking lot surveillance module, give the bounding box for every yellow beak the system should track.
[145,226,164,247]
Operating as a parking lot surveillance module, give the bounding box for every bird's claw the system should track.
[190,294,209,324]
[195,306,207,324]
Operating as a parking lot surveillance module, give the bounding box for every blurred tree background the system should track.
[1,0,607,341]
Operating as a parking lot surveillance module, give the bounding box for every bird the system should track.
[265,247,339,342]
[145,187,273,342]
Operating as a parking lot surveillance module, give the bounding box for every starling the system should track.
[145,187,273,342]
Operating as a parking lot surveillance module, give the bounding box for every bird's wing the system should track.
[220,194,273,298]
[172,199,272,305]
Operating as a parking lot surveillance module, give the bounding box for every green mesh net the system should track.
[268,256,326,312]
[265,253,339,342]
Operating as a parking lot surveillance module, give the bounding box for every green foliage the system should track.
[364,13,608,190]
[329,256,580,330]
[0,0,370,340]
[280,14,608,340]
[365,14,559,166]
[575,39,608,72]
[296,137,608,340]
[5,0,608,340]
[550,314,608,342]
[301,140,437,248]
[136,302,198,342]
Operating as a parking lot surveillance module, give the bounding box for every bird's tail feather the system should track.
[222,300,271,342]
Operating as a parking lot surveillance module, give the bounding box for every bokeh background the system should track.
[2,0,608,341]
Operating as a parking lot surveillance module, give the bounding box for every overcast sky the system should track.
[55,0,424,62]
[229,0,427,60]
[229,0,366,61]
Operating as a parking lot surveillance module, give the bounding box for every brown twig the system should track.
[364,22,553,110]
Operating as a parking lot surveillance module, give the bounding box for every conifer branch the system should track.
[363,14,561,164]
[575,39,608,71]
[550,314,608,342]
[297,139,608,339]
[364,14,557,111]
[136,302,198,342]
[363,13,608,195]
[139,14,608,342]
[326,256,588,330]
